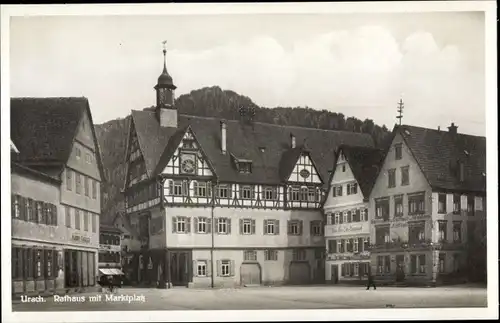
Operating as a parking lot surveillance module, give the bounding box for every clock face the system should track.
[181,155,196,174]
[299,169,311,179]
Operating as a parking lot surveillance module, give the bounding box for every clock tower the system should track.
[155,41,178,128]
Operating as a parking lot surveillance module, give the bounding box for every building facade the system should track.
[323,145,384,284]
[11,97,105,296]
[98,225,123,278]
[121,48,376,288]
[368,124,486,285]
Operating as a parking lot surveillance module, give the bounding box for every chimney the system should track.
[220,120,227,155]
[448,122,458,134]
[290,133,296,149]
[157,108,177,128]
[437,126,440,132]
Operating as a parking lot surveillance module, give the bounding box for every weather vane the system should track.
[162,40,167,53]
[396,98,404,126]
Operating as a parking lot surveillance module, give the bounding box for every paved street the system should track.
[12,285,487,311]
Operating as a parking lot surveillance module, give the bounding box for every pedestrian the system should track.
[366,269,376,290]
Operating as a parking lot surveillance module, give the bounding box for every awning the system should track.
[109,268,124,275]
[99,268,114,275]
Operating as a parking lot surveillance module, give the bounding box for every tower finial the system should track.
[162,40,167,71]
[396,98,404,126]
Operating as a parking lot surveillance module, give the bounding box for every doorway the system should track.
[169,250,192,286]
[331,264,339,284]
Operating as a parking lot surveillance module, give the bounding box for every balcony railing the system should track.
[369,239,466,252]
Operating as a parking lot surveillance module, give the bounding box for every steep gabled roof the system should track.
[339,145,386,197]
[396,124,486,194]
[129,110,375,186]
[10,97,106,182]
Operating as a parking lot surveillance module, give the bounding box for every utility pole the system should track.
[396,98,404,126]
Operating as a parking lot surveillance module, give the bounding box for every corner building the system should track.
[368,124,486,286]
[11,98,105,296]
[122,49,375,288]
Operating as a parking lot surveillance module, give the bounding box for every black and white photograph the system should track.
[1,2,498,322]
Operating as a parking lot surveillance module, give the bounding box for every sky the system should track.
[9,11,486,135]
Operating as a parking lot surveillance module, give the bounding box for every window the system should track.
[336,186,343,197]
[334,212,340,224]
[467,221,476,243]
[265,250,278,261]
[12,195,20,219]
[45,250,54,278]
[452,254,460,272]
[307,187,317,202]
[438,193,447,214]
[75,209,81,230]
[36,201,43,223]
[83,211,89,231]
[65,206,71,228]
[288,220,302,235]
[264,219,279,235]
[340,164,345,172]
[292,249,306,261]
[453,221,462,242]
[453,194,461,214]
[363,238,370,251]
[244,250,257,261]
[35,250,43,278]
[337,240,344,253]
[360,209,368,222]
[193,182,207,197]
[75,173,82,194]
[439,254,445,273]
[238,162,252,174]
[173,216,190,234]
[401,166,410,186]
[85,153,92,164]
[343,211,348,223]
[66,169,73,191]
[92,213,97,233]
[173,181,183,196]
[196,217,208,233]
[92,180,97,199]
[220,260,231,277]
[377,256,384,274]
[290,187,300,201]
[240,219,255,235]
[438,221,447,242]
[310,220,322,236]
[264,187,277,200]
[395,143,402,160]
[388,169,396,188]
[353,239,359,253]
[197,261,207,277]
[384,256,391,273]
[394,195,403,217]
[408,193,425,215]
[375,226,390,245]
[217,218,231,234]
[409,222,425,244]
[347,183,358,195]
[76,147,81,159]
[84,176,89,197]
[217,185,229,198]
[467,196,475,216]
[418,255,426,273]
[26,199,34,222]
[375,198,389,220]
[241,186,253,199]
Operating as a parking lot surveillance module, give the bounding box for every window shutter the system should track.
[192,260,197,277]
[251,219,256,234]
[216,260,221,277]
[332,240,337,253]
[194,217,199,233]
[193,182,198,197]
[339,214,343,224]
[341,263,345,276]
[239,219,243,234]
[186,217,191,233]
[228,186,233,199]
[287,221,291,234]
[275,220,280,235]
[19,197,26,221]
[310,221,314,235]
[251,186,255,199]
[227,219,232,234]
[358,238,364,252]
[52,204,58,225]
[350,263,354,277]
[168,180,173,195]
[264,250,268,260]
[347,211,352,223]
[11,195,16,218]
[230,260,235,276]
[263,220,267,234]
[182,181,188,195]
[207,184,212,198]
[207,218,212,234]
[299,221,303,235]
[172,216,177,233]
[207,260,212,276]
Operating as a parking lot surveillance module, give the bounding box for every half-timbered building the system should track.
[122,48,375,288]
[10,97,105,296]
[368,123,486,285]
[323,145,385,284]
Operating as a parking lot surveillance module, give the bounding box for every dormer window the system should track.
[239,162,252,174]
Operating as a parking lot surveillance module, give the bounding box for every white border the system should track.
[1,2,498,322]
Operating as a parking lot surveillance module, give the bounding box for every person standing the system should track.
[366,268,377,290]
